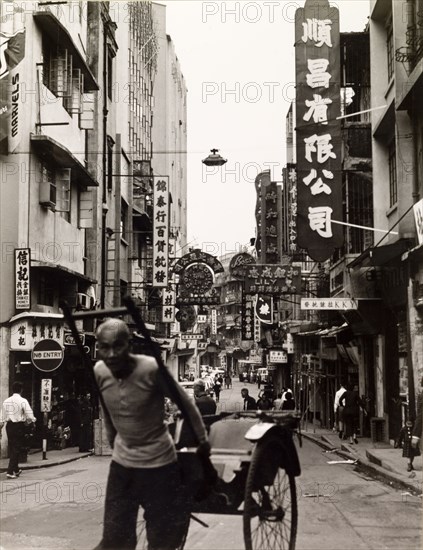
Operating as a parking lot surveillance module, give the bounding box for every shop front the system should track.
[8,313,96,453]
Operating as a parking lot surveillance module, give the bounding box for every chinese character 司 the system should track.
[304,134,336,164]
[306,59,331,89]
[308,206,333,238]
[302,18,333,48]
[303,168,333,195]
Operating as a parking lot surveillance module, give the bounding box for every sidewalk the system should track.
[300,424,422,496]
[0,446,92,473]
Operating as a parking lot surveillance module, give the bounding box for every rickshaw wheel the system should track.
[243,435,297,550]
[136,513,190,550]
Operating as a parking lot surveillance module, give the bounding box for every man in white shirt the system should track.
[0,381,36,478]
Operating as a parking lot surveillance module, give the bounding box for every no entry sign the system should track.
[32,339,64,372]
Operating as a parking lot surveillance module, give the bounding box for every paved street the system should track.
[1,382,421,550]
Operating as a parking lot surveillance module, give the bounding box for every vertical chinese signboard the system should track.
[295,0,342,261]
[241,291,254,341]
[263,180,279,264]
[152,176,170,287]
[162,286,175,323]
[287,164,298,255]
[41,379,52,412]
[15,248,30,310]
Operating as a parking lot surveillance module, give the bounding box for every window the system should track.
[386,18,394,81]
[107,136,114,192]
[120,199,128,240]
[42,38,84,117]
[388,139,397,207]
[39,163,71,219]
[38,273,55,306]
[120,280,128,305]
[107,50,113,101]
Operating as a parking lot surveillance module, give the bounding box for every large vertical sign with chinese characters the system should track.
[295,0,342,261]
[15,248,30,310]
[152,176,170,287]
[263,180,280,263]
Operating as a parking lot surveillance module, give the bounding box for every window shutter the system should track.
[64,68,83,114]
[79,92,95,130]
[50,49,70,97]
[79,190,93,228]
[55,168,71,212]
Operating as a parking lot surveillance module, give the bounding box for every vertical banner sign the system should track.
[152,176,170,287]
[295,0,342,261]
[263,180,280,263]
[162,286,175,323]
[211,308,217,335]
[41,379,52,412]
[0,1,26,152]
[15,248,30,310]
[287,164,298,254]
[241,290,255,341]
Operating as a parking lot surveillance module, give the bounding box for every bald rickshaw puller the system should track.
[93,318,210,550]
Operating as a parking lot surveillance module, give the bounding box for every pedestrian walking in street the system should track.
[334,380,347,439]
[411,376,423,466]
[257,392,272,410]
[273,393,283,410]
[93,318,209,550]
[241,388,257,411]
[0,381,36,479]
[339,383,366,445]
[194,379,217,416]
[79,394,93,453]
[224,374,231,389]
[213,380,222,403]
[282,391,296,411]
[398,420,421,472]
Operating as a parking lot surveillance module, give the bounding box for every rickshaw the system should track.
[60,298,302,550]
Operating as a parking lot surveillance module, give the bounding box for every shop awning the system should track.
[174,348,195,357]
[31,260,97,284]
[348,239,411,269]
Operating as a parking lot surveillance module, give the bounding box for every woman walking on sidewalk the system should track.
[339,383,366,445]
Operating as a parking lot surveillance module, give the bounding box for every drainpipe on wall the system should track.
[100,18,109,309]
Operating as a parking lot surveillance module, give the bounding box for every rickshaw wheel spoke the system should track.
[243,436,298,550]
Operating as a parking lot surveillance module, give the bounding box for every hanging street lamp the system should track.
[202,148,227,167]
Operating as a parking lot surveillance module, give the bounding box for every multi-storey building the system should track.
[0,0,188,457]
[280,29,373,431]
[0,0,101,454]
[354,0,423,439]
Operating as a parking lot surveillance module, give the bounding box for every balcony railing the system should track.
[395,21,423,73]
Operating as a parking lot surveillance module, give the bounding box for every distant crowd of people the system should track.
[241,387,295,411]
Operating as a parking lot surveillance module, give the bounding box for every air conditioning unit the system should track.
[76,292,92,310]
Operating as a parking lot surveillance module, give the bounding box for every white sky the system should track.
[160,0,370,256]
